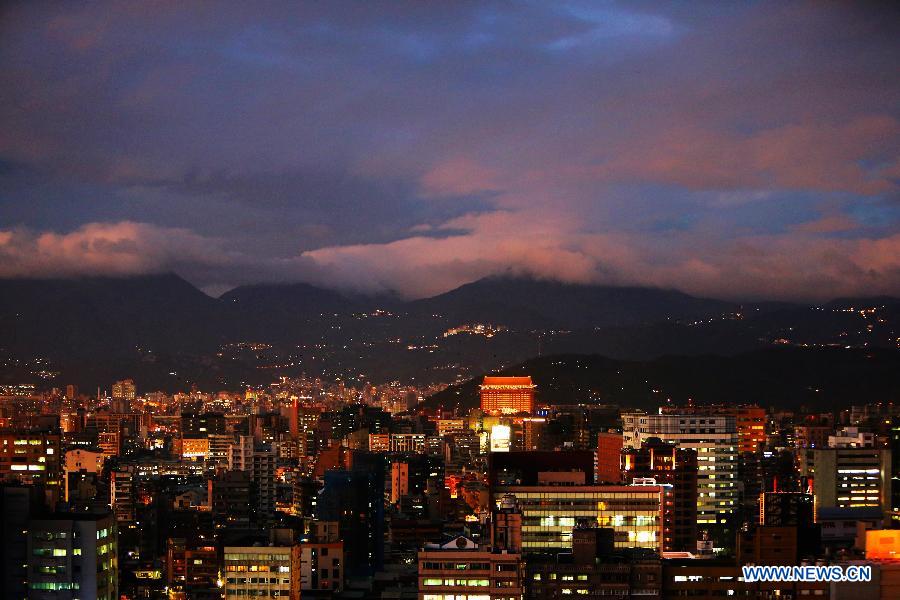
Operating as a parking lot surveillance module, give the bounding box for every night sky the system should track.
[1,2,898,300]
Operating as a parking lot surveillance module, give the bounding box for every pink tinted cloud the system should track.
[0,221,227,278]
[300,207,900,300]
[591,116,900,194]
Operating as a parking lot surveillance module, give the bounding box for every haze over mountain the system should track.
[0,273,897,391]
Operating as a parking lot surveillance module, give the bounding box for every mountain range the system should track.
[0,273,897,391]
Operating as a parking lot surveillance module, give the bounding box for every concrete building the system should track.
[417,536,524,600]
[223,545,301,600]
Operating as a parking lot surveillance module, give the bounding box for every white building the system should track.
[622,409,737,524]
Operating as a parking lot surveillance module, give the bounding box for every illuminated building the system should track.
[111,379,136,401]
[622,410,737,524]
[866,529,900,560]
[110,468,136,526]
[480,376,535,415]
[369,433,391,452]
[165,538,218,590]
[27,512,118,600]
[63,448,104,502]
[436,419,467,437]
[828,426,875,448]
[526,527,662,599]
[391,455,444,506]
[223,546,301,600]
[492,484,665,553]
[521,418,546,451]
[489,425,511,452]
[622,438,698,552]
[417,536,524,600]
[0,431,62,494]
[180,437,210,460]
[800,447,891,512]
[793,424,832,449]
[390,433,426,453]
[660,404,765,455]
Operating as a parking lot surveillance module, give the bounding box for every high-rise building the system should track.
[315,451,385,576]
[799,447,891,513]
[480,376,536,415]
[622,437,698,552]
[111,379,136,401]
[623,410,737,524]
[26,512,118,600]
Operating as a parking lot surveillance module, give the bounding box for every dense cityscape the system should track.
[2,370,900,598]
[2,1,899,599]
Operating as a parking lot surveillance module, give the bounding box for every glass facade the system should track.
[493,486,663,551]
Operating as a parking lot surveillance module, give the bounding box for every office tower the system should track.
[596,431,624,483]
[391,455,443,506]
[799,446,891,512]
[622,410,738,524]
[315,452,385,576]
[27,512,118,600]
[111,379,136,401]
[223,546,300,600]
[480,376,536,415]
[622,437,698,552]
[417,535,524,600]
[64,385,78,402]
[491,483,665,553]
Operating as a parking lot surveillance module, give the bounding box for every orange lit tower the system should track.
[480,376,535,415]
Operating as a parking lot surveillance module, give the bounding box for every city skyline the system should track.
[1,2,898,300]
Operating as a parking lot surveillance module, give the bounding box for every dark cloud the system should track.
[0,1,898,299]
